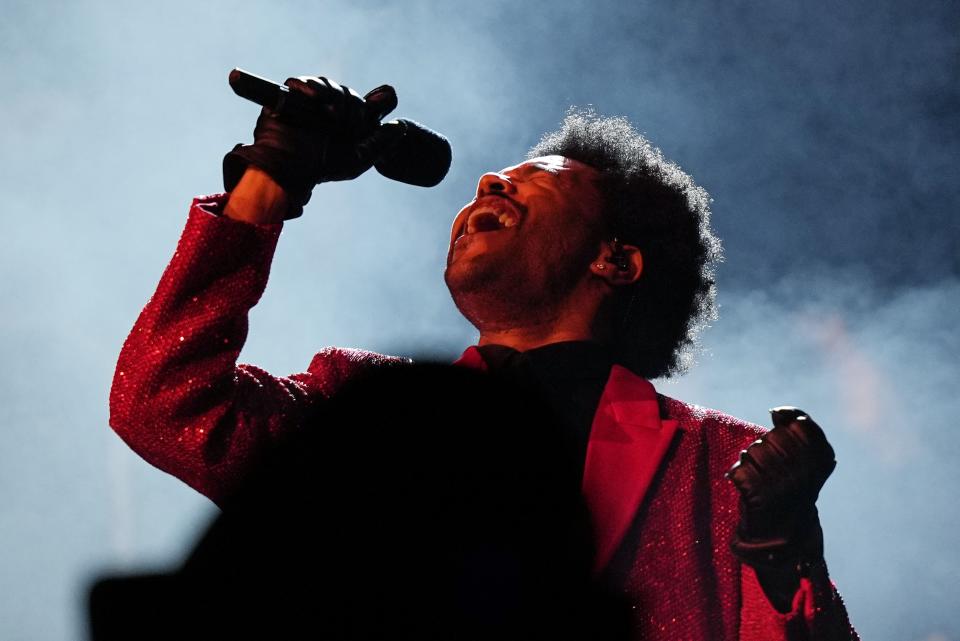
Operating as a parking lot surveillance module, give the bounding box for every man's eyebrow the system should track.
[501,163,557,178]
[520,163,556,175]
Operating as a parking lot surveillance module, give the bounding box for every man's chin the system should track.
[445,262,510,318]
[444,249,501,289]
[443,261,487,299]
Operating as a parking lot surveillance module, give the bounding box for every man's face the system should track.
[444,155,606,329]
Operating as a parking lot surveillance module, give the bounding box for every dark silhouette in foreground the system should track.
[90,363,631,640]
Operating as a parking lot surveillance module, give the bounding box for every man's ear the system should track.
[589,241,643,286]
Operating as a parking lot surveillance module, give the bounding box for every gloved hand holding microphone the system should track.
[223,69,451,221]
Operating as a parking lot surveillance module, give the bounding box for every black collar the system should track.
[476,341,617,381]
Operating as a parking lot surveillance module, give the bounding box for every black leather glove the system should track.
[223,76,403,218]
[726,407,837,611]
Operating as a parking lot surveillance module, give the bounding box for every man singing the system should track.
[109,76,857,639]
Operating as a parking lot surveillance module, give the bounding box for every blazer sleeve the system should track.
[109,194,318,504]
[739,561,859,641]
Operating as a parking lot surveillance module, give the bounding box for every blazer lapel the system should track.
[582,366,678,573]
[454,348,678,573]
[452,345,487,371]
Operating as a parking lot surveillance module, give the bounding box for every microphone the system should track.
[228,68,451,188]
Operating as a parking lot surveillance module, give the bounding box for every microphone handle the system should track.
[228,68,337,127]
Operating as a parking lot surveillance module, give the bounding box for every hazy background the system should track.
[2,0,957,638]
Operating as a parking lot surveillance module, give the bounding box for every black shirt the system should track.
[476,341,617,468]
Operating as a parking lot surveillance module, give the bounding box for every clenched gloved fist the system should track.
[726,407,837,611]
[223,76,404,218]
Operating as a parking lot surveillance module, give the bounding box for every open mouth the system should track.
[455,196,525,242]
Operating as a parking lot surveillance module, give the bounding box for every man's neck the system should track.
[469,277,608,352]
[477,325,596,352]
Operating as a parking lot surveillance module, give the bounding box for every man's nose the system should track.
[477,171,517,197]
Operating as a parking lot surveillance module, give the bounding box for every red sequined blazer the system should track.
[110,194,858,640]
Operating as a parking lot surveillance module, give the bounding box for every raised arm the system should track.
[110,75,406,503]
[110,189,303,503]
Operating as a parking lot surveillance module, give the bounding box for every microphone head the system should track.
[374,118,452,187]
